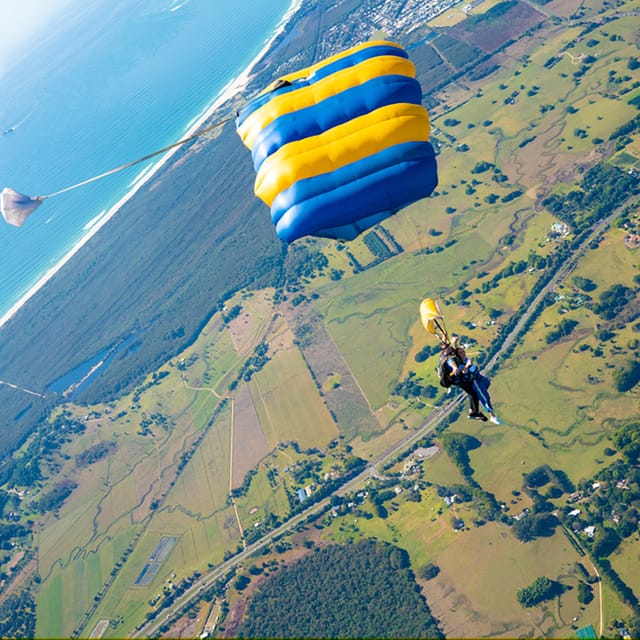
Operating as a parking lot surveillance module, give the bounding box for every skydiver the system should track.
[438,338,501,425]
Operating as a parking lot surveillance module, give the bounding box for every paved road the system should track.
[486,193,639,375]
[133,193,639,638]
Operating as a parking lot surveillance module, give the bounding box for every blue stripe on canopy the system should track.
[272,141,437,242]
[251,75,423,171]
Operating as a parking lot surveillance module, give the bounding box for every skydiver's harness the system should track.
[438,349,492,401]
[437,347,477,388]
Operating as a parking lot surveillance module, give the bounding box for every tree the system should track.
[572,275,597,292]
[545,318,578,344]
[419,563,440,580]
[611,422,640,463]
[613,361,640,393]
[234,575,251,591]
[592,527,621,558]
[512,510,559,543]
[578,581,594,604]
[440,433,482,477]
[523,465,550,488]
[237,540,443,638]
[593,284,634,320]
[516,576,561,607]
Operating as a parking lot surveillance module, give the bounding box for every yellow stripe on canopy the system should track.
[258,40,406,95]
[238,56,416,149]
[254,102,430,207]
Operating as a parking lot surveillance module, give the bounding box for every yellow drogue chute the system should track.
[419,298,449,343]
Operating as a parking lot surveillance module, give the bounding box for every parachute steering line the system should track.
[1,116,233,227]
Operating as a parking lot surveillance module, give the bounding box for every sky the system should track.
[0,0,76,77]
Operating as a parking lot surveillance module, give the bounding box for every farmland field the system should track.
[422,522,600,638]
[610,534,640,598]
[166,403,233,517]
[250,345,338,449]
[232,383,270,487]
[234,463,290,527]
[322,485,458,565]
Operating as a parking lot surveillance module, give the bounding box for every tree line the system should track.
[237,539,443,638]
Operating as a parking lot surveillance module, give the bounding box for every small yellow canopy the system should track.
[419,298,447,341]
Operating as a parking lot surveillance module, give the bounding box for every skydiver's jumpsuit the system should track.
[444,350,495,416]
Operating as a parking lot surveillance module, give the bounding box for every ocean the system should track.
[0,0,293,324]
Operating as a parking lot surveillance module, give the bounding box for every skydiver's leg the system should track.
[473,375,501,424]
[473,376,494,414]
[459,380,484,419]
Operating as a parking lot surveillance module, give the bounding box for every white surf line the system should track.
[0,379,46,398]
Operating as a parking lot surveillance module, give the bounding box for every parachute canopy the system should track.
[420,298,448,342]
[236,40,438,243]
[1,188,44,227]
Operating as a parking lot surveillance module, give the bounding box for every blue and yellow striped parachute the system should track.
[236,40,438,243]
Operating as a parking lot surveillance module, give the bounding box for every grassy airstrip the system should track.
[21,0,640,635]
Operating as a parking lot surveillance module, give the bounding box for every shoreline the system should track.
[0,0,302,330]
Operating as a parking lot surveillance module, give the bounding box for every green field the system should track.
[321,484,600,638]
[251,345,338,449]
[427,522,600,638]
[611,534,640,599]
[322,486,457,565]
[234,462,290,526]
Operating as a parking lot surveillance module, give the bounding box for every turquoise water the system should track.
[0,0,292,321]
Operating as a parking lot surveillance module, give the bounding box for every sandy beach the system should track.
[0,0,303,330]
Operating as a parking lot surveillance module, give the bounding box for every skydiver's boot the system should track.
[468,411,487,421]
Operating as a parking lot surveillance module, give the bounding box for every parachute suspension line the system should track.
[1,114,236,227]
[41,116,234,199]
[407,200,437,304]
[431,317,449,345]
